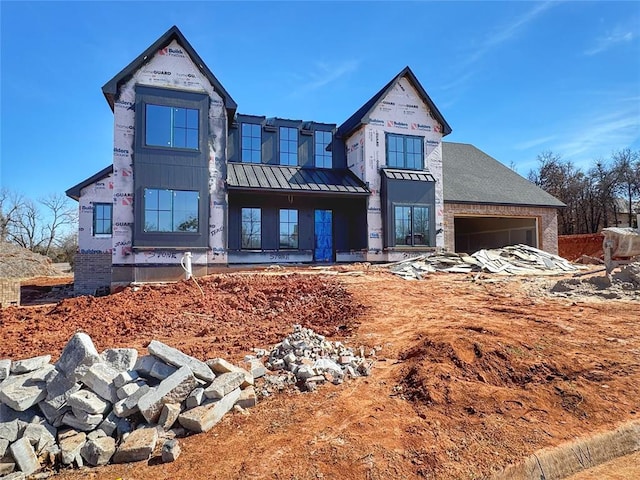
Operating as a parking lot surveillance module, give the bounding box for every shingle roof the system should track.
[227,163,369,196]
[336,66,452,139]
[101,26,237,118]
[65,165,113,201]
[442,142,565,208]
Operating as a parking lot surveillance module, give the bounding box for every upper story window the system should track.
[146,105,199,149]
[241,207,261,249]
[242,123,262,163]
[387,134,423,170]
[93,203,112,236]
[143,188,199,232]
[279,209,298,249]
[279,127,298,166]
[314,131,332,168]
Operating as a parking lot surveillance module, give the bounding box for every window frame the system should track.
[93,203,113,236]
[143,188,200,234]
[393,203,431,247]
[241,123,262,163]
[241,207,262,250]
[279,209,299,249]
[144,104,200,150]
[314,130,332,168]
[279,126,298,166]
[386,133,424,170]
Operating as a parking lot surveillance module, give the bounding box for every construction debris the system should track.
[0,326,370,476]
[387,244,580,279]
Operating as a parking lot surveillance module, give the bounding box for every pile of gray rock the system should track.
[259,325,373,393]
[0,333,261,478]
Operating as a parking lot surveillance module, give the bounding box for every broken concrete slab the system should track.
[0,438,8,458]
[158,403,180,430]
[148,360,177,381]
[178,387,241,433]
[112,427,158,464]
[67,389,110,415]
[242,358,266,379]
[116,380,145,400]
[137,366,197,424]
[38,400,70,428]
[9,437,40,475]
[10,355,51,375]
[148,340,214,382]
[0,359,11,381]
[80,436,115,466]
[204,372,244,399]
[70,408,103,426]
[133,355,156,378]
[207,358,253,387]
[81,363,119,403]
[0,420,19,442]
[0,370,48,412]
[113,370,139,389]
[60,412,100,432]
[44,368,81,410]
[236,386,257,409]
[22,423,56,453]
[100,348,138,372]
[56,333,100,382]
[97,412,118,438]
[161,439,181,463]
[0,460,14,476]
[113,384,150,418]
[185,387,204,409]
[58,430,86,465]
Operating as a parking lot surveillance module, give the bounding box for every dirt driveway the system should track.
[2,269,639,479]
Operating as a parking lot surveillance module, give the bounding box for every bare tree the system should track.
[612,148,640,227]
[39,193,78,256]
[0,189,25,241]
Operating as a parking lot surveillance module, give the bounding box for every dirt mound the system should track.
[558,234,604,261]
[0,241,61,278]
[0,273,365,361]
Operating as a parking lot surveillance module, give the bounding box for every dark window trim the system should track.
[93,203,113,236]
[145,104,199,151]
[278,208,299,250]
[142,188,200,234]
[279,126,299,166]
[392,202,432,247]
[314,130,333,169]
[241,123,262,164]
[386,133,424,170]
[241,207,262,250]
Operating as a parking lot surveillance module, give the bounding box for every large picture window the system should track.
[242,123,262,163]
[144,189,199,232]
[279,209,298,249]
[314,131,332,168]
[146,105,199,149]
[387,134,423,170]
[241,207,261,249]
[93,203,112,235]
[395,205,430,246]
[279,127,298,166]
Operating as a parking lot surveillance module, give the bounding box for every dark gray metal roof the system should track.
[227,163,369,196]
[442,142,565,208]
[65,165,114,201]
[382,168,435,182]
[336,66,452,139]
[101,26,237,118]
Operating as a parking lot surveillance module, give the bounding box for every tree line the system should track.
[0,190,77,262]
[528,148,640,234]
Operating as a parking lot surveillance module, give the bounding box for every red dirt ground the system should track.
[2,270,639,479]
[558,234,604,261]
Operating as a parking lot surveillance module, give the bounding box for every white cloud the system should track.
[585,28,635,56]
[515,135,558,151]
[289,60,360,97]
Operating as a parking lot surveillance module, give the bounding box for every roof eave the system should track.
[65,165,114,201]
[443,199,567,209]
[227,185,370,197]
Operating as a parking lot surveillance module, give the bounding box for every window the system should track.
[279,127,298,166]
[279,209,298,249]
[387,134,423,169]
[143,189,199,232]
[241,208,261,249]
[395,205,430,246]
[314,131,332,168]
[241,123,262,163]
[146,105,199,149]
[93,203,112,235]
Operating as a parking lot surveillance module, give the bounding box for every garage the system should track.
[454,216,537,253]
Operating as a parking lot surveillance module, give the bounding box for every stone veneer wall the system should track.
[443,203,559,255]
[74,253,112,295]
[0,278,20,307]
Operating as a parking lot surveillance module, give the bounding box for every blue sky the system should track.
[1,1,639,203]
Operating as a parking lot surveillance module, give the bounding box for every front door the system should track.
[314,209,333,262]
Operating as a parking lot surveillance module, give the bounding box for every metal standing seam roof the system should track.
[382,168,435,182]
[227,163,370,196]
[442,142,566,208]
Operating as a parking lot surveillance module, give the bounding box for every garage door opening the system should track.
[454,216,537,253]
